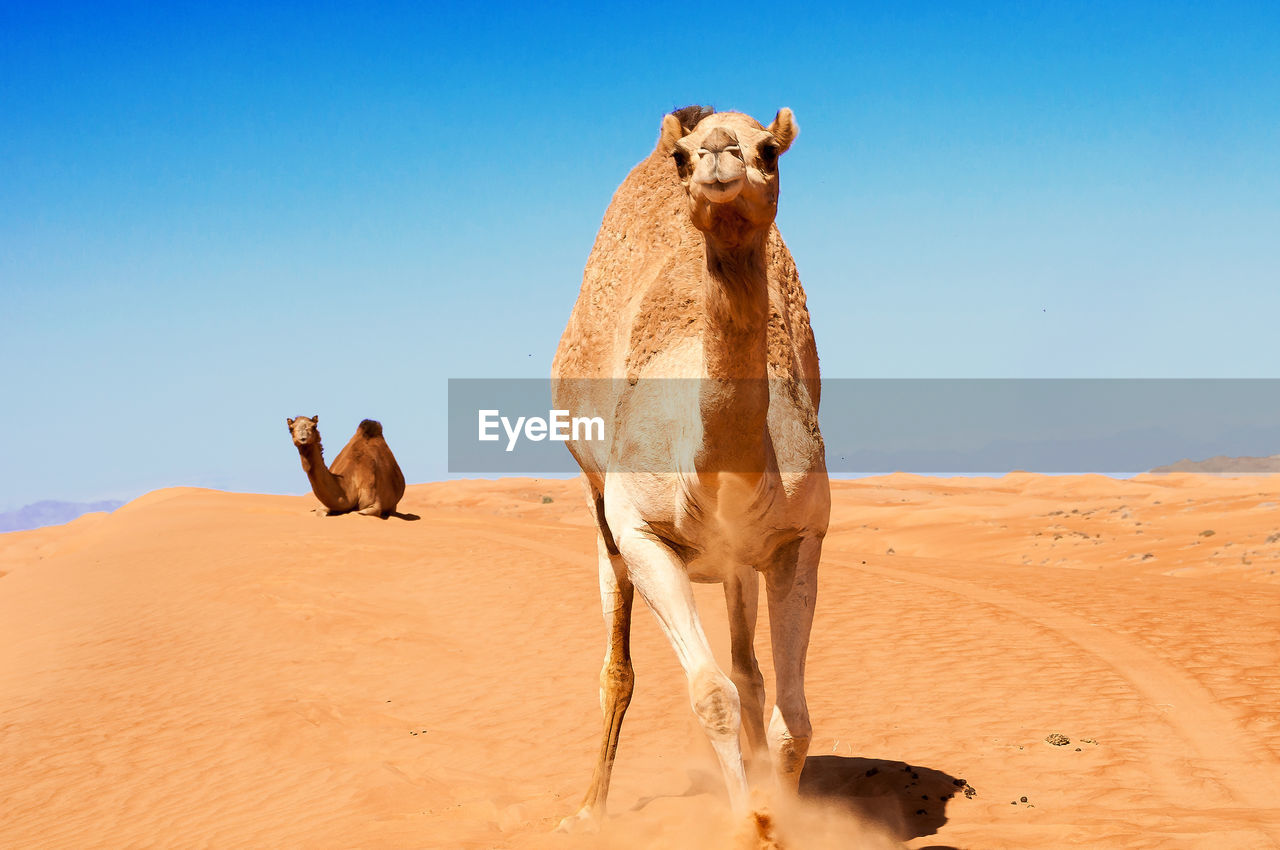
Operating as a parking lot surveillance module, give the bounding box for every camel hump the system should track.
[357,419,383,439]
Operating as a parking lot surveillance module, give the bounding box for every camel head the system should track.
[287,415,321,448]
[659,106,798,248]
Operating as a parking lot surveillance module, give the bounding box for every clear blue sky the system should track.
[2,1,1278,509]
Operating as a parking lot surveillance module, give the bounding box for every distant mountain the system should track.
[0,500,124,533]
[1151,455,1280,474]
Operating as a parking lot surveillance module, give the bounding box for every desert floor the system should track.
[3,474,1280,848]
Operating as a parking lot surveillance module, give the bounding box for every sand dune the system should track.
[3,475,1280,848]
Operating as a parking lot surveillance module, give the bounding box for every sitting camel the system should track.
[287,415,406,517]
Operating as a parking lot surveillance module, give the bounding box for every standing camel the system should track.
[551,106,829,826]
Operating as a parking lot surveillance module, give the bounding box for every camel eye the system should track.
[758,143,779,171]
[671,147,692,178]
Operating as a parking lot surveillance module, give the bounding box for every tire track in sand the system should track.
[830,555,1280,820]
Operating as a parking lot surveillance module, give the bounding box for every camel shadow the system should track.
[626,756,966,847]
[387,511,421,521]
[799,755,968,847]
[311,509,421,521]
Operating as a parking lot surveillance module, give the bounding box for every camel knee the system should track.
[769,713,811,751]
[768,700,811,778]
[769,695,811,742]
[690,669,740,739]
[599,659,634,709]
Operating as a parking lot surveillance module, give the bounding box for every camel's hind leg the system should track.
[724,566,768,775]
[613,525,751,815]
[559,536,635,830]
[766,536,821,791]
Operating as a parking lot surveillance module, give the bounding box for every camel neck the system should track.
[297,440,323,473]
[297,440,351,511]
[698,237,770,473]
[703,240,768,379]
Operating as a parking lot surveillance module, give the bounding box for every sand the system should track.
[2,474,1279,848]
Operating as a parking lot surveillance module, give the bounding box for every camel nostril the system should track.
[713,156,745,184]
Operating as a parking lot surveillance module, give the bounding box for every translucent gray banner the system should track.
[447,379,1280,474]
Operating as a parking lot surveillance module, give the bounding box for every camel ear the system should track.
[768,108,798,154]
[657,113,687,156]
[312,415,319,423]
[287,417,295,428]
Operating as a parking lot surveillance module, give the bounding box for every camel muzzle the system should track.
[693,129,746,203]
[696,177,745,204]
[693,155,745,203]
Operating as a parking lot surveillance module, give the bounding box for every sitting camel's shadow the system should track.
[800,755,969,847]
[311,509,421,521]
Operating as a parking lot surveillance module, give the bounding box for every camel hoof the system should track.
[749,809,783,849]
[554,807,600,834]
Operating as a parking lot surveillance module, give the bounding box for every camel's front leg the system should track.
[613,525,751,815]
[724,566,768,774]
[766,535,821,791]
[558,537,634,831]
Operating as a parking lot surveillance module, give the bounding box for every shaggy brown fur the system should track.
[670,103,715,132]
[287,415,406,518]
